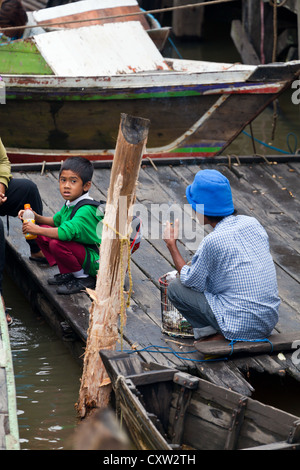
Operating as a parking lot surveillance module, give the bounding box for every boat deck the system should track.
[4,158,300,397]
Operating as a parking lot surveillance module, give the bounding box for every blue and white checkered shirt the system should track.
[180,215,280,340]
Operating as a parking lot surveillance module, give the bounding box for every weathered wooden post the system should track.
[172,0,205,38]
[76,114,150,419]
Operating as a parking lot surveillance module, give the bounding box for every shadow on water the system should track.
[4,272,81,450]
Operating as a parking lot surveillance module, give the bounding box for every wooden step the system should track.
[194,332,300,358]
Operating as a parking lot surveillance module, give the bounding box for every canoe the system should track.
[99,350,300,450]
[0,1,300,164]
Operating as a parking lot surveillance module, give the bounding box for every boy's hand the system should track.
[22,220,39,235]
[18,209,24,220]
[19,209,39,222]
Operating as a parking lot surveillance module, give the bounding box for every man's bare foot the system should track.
[194,333,225,344]
[6,312,13,326]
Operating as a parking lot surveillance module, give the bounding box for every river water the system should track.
[5,23,300,450]
[4,274,81,450]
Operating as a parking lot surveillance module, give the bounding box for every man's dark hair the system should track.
[59,157,94,185]
[206,209,237,225]
[0,0,28,39]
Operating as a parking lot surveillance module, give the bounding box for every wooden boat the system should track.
[100,350,300,450]
[0,305,19,450]
[0,1,300,164]
[28,0,170,52]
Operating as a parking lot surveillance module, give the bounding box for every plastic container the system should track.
[159,271,194,338]
[23,203,37,240]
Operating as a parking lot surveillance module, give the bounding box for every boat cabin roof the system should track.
[33,21,170,76]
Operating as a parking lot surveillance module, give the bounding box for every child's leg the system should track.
[36,233,86,274]
[49,239,86,274]
[35,227,58,266]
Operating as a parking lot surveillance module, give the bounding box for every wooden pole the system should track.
[172,0,205,38]
[76,114,150,419]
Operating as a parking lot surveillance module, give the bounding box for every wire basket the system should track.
[159,272,194,338]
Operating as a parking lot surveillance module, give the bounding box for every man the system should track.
[0,138,44,324]
[163,169,280,342]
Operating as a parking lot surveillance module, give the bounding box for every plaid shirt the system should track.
[180,215,280,340]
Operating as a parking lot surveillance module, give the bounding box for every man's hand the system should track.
[163,219,179,247]
[0,183,7,206]
[163,219,186,273]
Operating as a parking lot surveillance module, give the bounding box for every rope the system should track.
[103,220,133,352]
[0,0,238,34]
[168,37,183,59]
[242,130,291,154]
[118,344,229,362]
[286,132,298,154]
[226,154,241,169]
[249,122,257,154]
[119,237,133,351]
[228,338,274,355]
[118,337,274,362]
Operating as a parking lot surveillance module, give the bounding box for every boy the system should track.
[163,169,280,342]
[20,157,104,295]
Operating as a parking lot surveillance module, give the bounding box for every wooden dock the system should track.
[0,304,19,450]
[4,157,300,397]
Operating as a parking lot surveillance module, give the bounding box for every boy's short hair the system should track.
[60,157,94,185]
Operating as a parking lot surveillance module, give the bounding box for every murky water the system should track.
[4,274,81,450]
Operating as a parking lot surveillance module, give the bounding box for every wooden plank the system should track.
[288,419,300,444]
[116,376,171,450]
[126,369,175,386]
[224,397,248,450]
[38,5,150,30]
[170,384,194,446]
[246,441,300,450]
[230,19,260,65]
[194,332,300,358]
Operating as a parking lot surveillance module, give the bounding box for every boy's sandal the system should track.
[29,256,49,264]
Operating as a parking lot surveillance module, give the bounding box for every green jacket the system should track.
[53,202,104,277]
[0,138,12,188]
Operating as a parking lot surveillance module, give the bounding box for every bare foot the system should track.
[6,313,13,326]
[194,333,225,344]
[30,250,45,259]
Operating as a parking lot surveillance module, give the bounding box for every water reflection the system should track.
[4,274,81,450]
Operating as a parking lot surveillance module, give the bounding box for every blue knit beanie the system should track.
[186,169,234,216]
